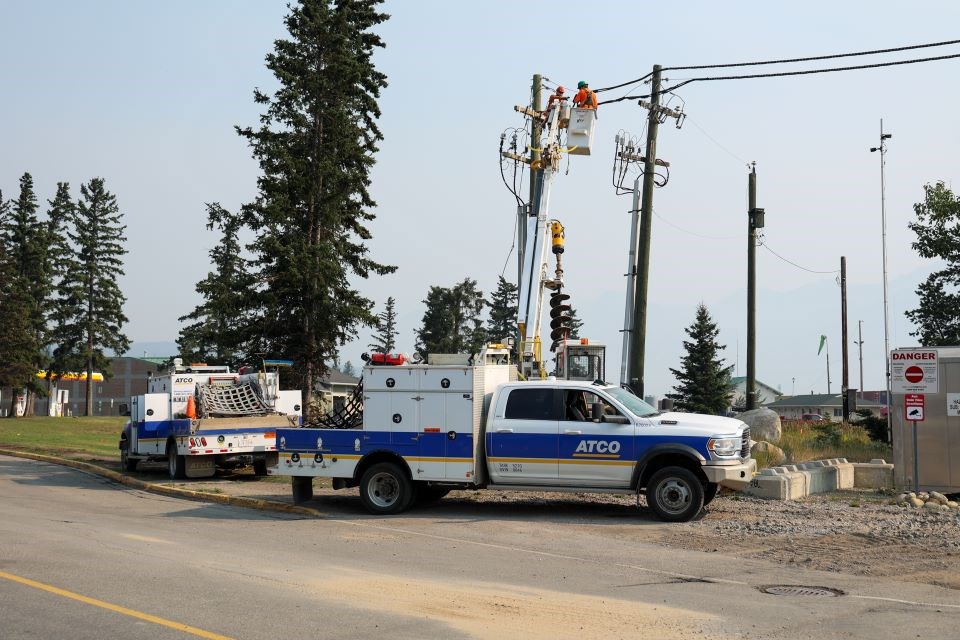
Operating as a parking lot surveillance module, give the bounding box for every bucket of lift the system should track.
[566,108,596,156]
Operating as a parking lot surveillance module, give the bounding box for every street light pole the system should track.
[870,120,893,441]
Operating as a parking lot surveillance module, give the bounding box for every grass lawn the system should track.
[0,416,126,459]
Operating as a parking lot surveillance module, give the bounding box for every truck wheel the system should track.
[703,482,719,506]
[646,466,704,522]
[120,446,138,472]
[359,463,413,515]
[167,441,187,480]
[253,459,268,476]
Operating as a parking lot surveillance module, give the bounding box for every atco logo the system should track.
[575,440,621,454]
[174,377,194,384]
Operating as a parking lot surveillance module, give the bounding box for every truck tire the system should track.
[253,459,268,476]
[120,446,138,473]
[646,466,704,522]
[167,441,187,480]
[359,462,413,515]
[703,482,719,506]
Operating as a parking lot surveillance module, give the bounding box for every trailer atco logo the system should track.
[574,439,621,456]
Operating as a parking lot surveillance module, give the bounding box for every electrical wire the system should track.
[684,116,751,167]
[659,52,960,95]
[663,38,960,71]
[652,207,739,240]
[758,239,840,274]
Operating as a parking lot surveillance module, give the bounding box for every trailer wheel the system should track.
[120,446,138,473]
[646,466,704,522]
[359,463,413,515]
[291,476,313,504]
[167,441,187,480]
[702,482,719,506]
[253,459,268,476]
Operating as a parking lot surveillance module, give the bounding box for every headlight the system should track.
[707,437,740,457]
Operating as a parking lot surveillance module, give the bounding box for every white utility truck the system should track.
[270,349,754,522]
[119,359,302,479]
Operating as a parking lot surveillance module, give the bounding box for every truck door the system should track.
[557,390,634,487]
[487,387,559,483]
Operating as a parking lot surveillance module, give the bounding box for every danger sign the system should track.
[904,394,925,422]
[891,349,938,393]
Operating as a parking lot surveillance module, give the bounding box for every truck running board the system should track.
[490,484,634,496]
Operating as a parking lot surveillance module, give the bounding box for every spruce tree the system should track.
[57,178,130,415]
[486,276,518,343]
[368,296,398,353]
[415,278,487,357]
[236,0,395,418]
[177,204,255,367]
[905,182,960,344]
[43,183,79,406]
[667,304,732,415]
[566,304,584,339]
[1,174,47,414]
[0,234,36,416]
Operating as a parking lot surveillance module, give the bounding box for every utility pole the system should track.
[747,164,763,410]
[841,256,850,421]
[870,120,893,442]
[628,64,662,398]
[519,74,543,292]
[855,320,865,392]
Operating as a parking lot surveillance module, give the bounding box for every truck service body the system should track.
[271,353,755,522]
[119,361,302,479]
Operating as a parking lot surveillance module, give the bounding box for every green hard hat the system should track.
[577,80,587,88]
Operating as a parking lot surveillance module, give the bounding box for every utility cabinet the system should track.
[891,346,960,492]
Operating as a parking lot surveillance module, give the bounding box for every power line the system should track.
[684,116,751,167]
[653,207,739,240]
[758,239,839,274]
[663,38,960,72]
[659,52,960,95]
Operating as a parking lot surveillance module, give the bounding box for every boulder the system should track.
[751,440,786,465]
[909,497,925,508]
[930,491,948,505]
[738,408,782,443]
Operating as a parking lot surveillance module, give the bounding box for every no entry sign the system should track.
[891,349,939,393]
[904,394,925,422]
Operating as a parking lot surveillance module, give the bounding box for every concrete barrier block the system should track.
[852,462,894,489]
[743,473,789,499]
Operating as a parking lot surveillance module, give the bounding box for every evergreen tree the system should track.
[567,304,584,339]
[415,278,487,357]
[341,360,357,377]
[667,304,732,415]
[486,276,518,343]
[0,174,47,415]
[367,296,398,353]
[906,182,960,344]
[57,178,130,415]
[0,231,36,416]
[177,204,256,367]
[43,183,79,406]
[236,0,395,418]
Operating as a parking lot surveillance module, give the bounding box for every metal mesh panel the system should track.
[198,382,272,417]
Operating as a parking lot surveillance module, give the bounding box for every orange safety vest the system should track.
[573,88,597,109]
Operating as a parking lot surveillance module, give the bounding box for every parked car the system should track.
[801,413,826,422]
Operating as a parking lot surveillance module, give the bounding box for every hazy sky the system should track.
[3,1,959,397]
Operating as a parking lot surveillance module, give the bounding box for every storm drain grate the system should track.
[759,585,845,597]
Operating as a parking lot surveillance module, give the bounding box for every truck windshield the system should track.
[604,386,659,417]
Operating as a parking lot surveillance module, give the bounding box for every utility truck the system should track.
[270,349,754,522]
[118,358,302,479]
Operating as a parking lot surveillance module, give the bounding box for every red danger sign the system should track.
[904,366,924,383]
[892,349,939,393]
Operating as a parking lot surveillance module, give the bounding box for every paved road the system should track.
[2,455,959,639]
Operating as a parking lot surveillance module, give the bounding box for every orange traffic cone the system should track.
[185,395,197,419]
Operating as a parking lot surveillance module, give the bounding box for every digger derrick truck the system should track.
[118,359,302,479]
[269,348,755,522]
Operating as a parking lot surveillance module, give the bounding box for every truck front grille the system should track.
[741,428,751,458]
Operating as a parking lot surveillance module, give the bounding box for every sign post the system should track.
[904,393,925,490]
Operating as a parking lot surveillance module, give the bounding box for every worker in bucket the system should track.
[573,80,597,109]
[546,85,567,110]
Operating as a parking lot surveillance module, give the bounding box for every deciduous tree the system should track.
[906,181,960,345]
